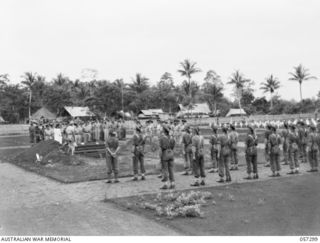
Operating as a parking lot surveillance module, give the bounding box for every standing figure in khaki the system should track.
[281,122,290,165]
[217,127,232,183]
[105,131,120,183]
[268,126,282,177]
[208,125,219,173]
[287,124,300,174]
[264,124,272,167]
[190,127,206,186]
[74,123,83,145]
[181,125,193,175]
[244,126,259,180]
[298,121,308,163]
[159,125,176,190]
[307,125,319,172]
[229,124,239,170]
[132,127,146,181]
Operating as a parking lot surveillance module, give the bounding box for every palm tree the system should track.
[178,59,201,100]
[21,72,37,121]
[129,73,149,94]
[114,78,127,112]
[227,70,251,113]
[289,64,317,102]
[260,74,280,111]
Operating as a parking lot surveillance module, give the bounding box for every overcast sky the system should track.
[1,0,319,101]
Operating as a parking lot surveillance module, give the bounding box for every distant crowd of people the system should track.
[29,117,320,190]
[29,118,127,154]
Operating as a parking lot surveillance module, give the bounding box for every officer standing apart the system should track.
[268,126,282,177]
[159,125,176,190]
[132,127,146,181]
[105,131,120,183]
[244,126,259,179]
[217,127,232,183]
[229,124,239,170]
[190,127,206,186]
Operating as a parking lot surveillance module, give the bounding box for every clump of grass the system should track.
[139,190,213,219]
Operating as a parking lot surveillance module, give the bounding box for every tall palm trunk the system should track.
[28,90,32,122]
[299,81,303,102]
[270,92,273,111]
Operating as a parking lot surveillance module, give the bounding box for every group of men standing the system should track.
[105,118,320,189]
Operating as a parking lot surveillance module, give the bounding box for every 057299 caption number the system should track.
[300,237,318,242]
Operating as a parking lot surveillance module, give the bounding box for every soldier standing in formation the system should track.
[181,125,193,175]
[281,122,289,165]
[229,124,239,170]
[307,125,319,172]
[217,127,232,183]
[287,124,300,174]
[159,125,176,189]
[264,124,272,167]
[244,126,259,179]
[268,126,282,177]
[105,130,120,183]
[132,127,146,181]
[190,127,206,186]
[208,124,219,173]
[299,121,309,164]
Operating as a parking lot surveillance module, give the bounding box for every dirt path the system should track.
[0,163,179,235]
[0,153,314,235]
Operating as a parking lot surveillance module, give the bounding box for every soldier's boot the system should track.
[141,174,146,180]
[217,177,225,183]
[169,181,175,189]
[160,181,169,190]
[190,179,200,187]
[226,176,232,182]
[200,178,205,186]
[244,173,252,180]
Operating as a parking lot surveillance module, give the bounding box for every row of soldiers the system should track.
[105,119,320,189]
[29,119,127,145]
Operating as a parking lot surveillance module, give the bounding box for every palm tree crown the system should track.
[289,64,317,101]
[260,74,280,111]
[227,70,251,111]
[130,73,149,94]
[178,59,201,102]
[260,74,280,94]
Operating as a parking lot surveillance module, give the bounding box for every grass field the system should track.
[110,173,320,235]
[4,138,267,183]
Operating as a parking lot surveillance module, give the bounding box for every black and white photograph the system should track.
[0,0,319,239]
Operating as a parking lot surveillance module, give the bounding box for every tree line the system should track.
[0,60,319,123]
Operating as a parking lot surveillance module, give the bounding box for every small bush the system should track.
[140,190,213,219]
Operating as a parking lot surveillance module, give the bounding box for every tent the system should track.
[226,108,247,117]
[177,103,211,116]
[31,107,57,120]
[60,106,95,118]
[138,109,164,119]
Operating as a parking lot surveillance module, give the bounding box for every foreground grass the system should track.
[109,173,320,236]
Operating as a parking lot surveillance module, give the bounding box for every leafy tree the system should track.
[178,59,201,100]
[260,74,280,111]
[202,70,223,114]
[289,64,317,102]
